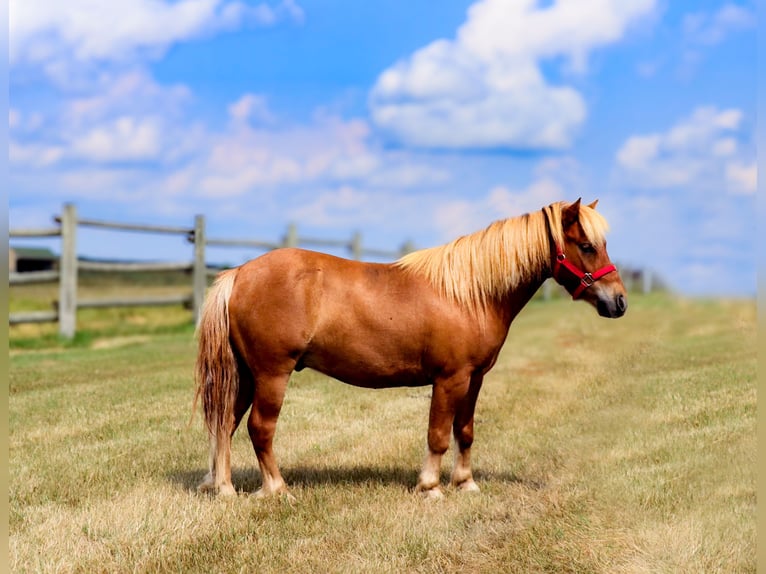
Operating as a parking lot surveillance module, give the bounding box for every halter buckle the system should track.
[581,273,594,287]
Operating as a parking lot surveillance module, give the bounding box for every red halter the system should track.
[552,244,616,300]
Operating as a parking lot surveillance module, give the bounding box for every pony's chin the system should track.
[596,294,627,318]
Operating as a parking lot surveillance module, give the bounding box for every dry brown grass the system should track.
[9,294,755,573]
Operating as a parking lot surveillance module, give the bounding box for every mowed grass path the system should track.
[9,294,755,573]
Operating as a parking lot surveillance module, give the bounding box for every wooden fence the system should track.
[9,204,414,338]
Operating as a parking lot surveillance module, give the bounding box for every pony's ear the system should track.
[562,198,581,228]
[587,199,599,210]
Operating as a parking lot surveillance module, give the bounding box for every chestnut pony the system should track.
[193,199,627,499]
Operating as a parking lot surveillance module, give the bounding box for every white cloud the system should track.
[65,70,192,124]
[10,0,304,83]
[287,185,380,227]
[615,135,660,169]
[725,161,756,195]
[70,116,163,162]
[369,0,656,150]
[683,3,755,46]
[615,106,755,195]
[677,3,756,77]
[10,141,65,168]
[196,113,378,196]
[10,70,196,167]
[228,94,277,126]
[10,75,453,213]
[9,109,20,129]
[193,109,457,201]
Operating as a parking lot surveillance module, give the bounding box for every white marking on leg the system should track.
[197,433,217,492]
[416,450,444,498]
[451,446,480,492]
[254,461,289,498]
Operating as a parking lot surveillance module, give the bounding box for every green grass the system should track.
[9,272,196,349]
[9,293,755,573]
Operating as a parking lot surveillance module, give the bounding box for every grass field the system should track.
[9,293,755,573]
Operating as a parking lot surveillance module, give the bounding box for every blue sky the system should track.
[9,0,757,296]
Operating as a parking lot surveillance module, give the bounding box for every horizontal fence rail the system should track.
[57,215,194,236]
[9,270,61,285]
[9,310,60,325]
[205,237,282,250]
[78,261,194,273]
[10,227,62,238]
[77,294,193,309]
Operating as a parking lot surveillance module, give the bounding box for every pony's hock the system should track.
[193,199,627,499]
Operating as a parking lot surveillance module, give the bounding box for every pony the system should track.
[193,199,627,499]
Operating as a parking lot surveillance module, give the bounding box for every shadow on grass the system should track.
[169,464,535,494]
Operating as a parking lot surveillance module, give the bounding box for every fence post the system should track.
[642,269,652,294]
[192,214,206,325]
[283,223,297,248]
[58,203,78,339]
[351,232,362,260]
[542,278,552,301]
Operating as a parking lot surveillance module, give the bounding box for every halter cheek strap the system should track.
[553,244,616,300]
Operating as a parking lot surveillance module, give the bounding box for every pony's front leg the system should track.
[416,448,445,500]
[451,374,484,493]
[417,374,471,499]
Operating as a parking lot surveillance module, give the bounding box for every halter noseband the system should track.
[543,206,617,300]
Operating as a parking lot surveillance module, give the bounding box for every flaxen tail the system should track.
[192,268,239,445]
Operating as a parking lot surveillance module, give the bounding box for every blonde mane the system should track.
[395,201,610,311]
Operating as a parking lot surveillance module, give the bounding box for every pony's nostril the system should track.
[616,294,627,312]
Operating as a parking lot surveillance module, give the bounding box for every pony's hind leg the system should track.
[248,372,291,498]
[198,367,254,496]
[197,428,236,496]
[197,432,217,493]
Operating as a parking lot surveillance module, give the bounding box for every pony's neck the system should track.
[493,271,549,324]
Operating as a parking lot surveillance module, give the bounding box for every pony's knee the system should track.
[427,428,451,455]
[453,416,475,446]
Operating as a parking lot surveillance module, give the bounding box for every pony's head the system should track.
[547,199,627,318]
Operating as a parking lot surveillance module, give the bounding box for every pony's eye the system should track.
[579,243,596,254]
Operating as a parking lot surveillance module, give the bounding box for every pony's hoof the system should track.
[416,486,444,500]
[253,487,294,502]
[217,483,237,497]
[455,479,481,493]
[197,481,216,494]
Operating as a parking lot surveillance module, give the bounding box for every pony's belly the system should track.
[336,372,432,389]
[299,353,431,389]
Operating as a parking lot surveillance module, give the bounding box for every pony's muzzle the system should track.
[597,293,627,318]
